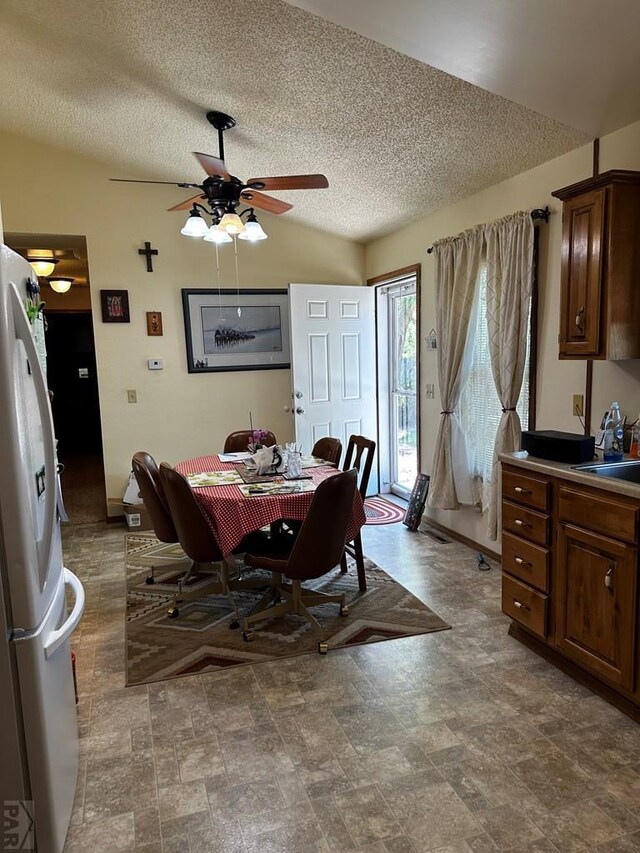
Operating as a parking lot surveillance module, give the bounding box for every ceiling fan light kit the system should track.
[180,210,209,238]
[203,224,233,244]
[111,110,328,249]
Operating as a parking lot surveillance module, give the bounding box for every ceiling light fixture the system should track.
[28,257,58,277]
[47,277,74,294]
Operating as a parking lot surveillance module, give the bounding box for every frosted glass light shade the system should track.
[203,225,233,244]
[218,212,245,235]
[29,259,57,277]
[181,212,208,237]
[48,277,73,293]
[238,220,268,241]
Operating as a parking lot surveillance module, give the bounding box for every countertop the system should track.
[500,451,640,500]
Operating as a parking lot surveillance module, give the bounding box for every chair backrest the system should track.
[342,435,376,500]
[158,463,223,563]
[311,436,342,467]
[131,451,178,543]
[223,430,277,453]
[284,469,358,581]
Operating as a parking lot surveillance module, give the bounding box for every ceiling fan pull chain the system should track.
[215,243,224,319]
[234,236,241,317]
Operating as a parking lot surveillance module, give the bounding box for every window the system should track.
[460,264,531,506]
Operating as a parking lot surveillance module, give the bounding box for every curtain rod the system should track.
[426,206,550,254]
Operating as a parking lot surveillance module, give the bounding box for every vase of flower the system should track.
[248,428,269,453]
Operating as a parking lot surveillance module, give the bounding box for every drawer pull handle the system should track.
[514,487,531,495]
[514,519,531,528]
[605,566,614,591]
[575,305,585,335]
[514,556,531,567]
[513,599,530,611]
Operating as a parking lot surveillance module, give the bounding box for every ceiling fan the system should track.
[110,111,329,242]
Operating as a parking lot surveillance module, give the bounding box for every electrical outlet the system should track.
[572,394,584,417]
[127,389,137,404]
[426,383,435,399]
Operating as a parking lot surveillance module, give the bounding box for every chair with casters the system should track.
[224,430,277,453]
[340,435,376,592]
[158,463,263,623]
[241,468,358,654]
[311,436,342,467]
[131,451,185,585]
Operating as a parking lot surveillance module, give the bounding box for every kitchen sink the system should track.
[572,459,640,483]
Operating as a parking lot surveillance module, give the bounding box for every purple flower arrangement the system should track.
[248,428,269,452]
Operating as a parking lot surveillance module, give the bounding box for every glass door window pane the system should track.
[390,285,417,495]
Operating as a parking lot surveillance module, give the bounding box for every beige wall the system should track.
[365,118,640,553]
[0,131,365,513]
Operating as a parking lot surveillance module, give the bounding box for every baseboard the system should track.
[418,518,502,564]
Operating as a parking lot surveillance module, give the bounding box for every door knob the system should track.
[295,391,304,399]
[296,407,305,415]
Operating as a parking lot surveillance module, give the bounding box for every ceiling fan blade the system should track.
[240,190,292,215]
[193,152,231,181]
[109,178,200,187]
[168,193,208,212]
[246,174,329,191]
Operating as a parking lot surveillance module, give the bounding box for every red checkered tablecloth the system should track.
[176,454,367,556]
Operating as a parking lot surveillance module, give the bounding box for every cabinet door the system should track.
[556,523,636,689]
[559,189,605,357]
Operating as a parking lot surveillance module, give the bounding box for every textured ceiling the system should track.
[0,0,588,242]
[286,0,640,137]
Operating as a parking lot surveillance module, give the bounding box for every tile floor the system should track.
[63,520,640,852]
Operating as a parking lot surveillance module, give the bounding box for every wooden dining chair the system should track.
[311,436,342,466]
[131,451,184,585]
[341,435,376,591]
[241,469,358,653]
[224,430,277,452]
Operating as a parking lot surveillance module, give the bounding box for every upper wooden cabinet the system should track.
[552,170,640,359]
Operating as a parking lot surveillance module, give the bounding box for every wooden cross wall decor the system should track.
[138,241,159,272]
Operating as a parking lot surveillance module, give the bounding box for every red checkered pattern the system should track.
[176,455,367,556]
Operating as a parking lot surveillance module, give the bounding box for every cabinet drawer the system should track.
[502,574,548,639]
[502,532,550,592]
[558,487,638,544]
[502,500,550,547]
[502,469,549,512]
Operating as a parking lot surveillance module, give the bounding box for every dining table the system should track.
[176,453,367,556]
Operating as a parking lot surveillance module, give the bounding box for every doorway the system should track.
[6,233,106,524]
[373,266,420,499]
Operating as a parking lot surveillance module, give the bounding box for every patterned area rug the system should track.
[364,496,406,525]
[125,534,450,686]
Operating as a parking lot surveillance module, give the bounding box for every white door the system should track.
[289,283,378,493]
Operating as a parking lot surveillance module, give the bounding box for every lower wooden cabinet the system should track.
[556,523,636,690]
[502,463,640,712]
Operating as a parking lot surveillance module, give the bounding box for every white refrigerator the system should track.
[0,244,85,853]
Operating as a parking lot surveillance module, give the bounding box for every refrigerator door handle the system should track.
[10,281,57,581]
[44,568,85,659]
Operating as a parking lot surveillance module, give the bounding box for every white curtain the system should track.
[485,211,534,540]
[428,226,484,510]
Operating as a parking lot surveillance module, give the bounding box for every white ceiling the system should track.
[0,0,592,241]
[286,0,640,137]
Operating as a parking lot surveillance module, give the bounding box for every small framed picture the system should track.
[101,290,130,323]
[146,311,163,336]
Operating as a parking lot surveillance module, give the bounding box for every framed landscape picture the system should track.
[100,290,130,323]
[181,288,291,373]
